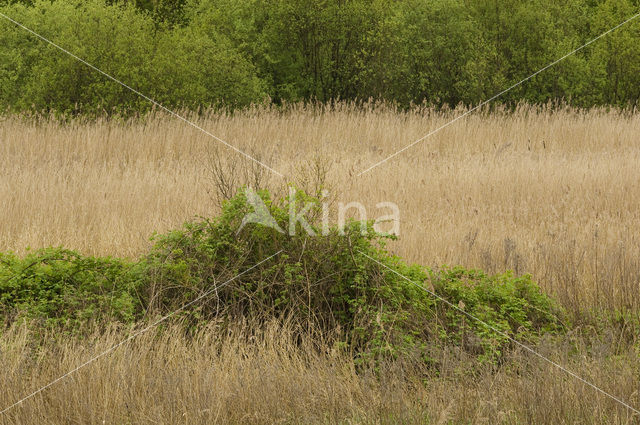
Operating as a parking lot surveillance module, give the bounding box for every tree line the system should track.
[1,0,639,115]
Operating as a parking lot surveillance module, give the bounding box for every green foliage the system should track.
[382,0,489,106]
[2,0,640,112]
[0,189,563,364]
[588,0,640,106]
[0,248,143,328]
[0,0,156,115]
[0,0,265,115]
[428,266,562,361]
[151,24,266,109]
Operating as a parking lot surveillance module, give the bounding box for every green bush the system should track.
[0,248,143,328]
[0,188,562,364]
[2,0,640,112]
[0,0,265,115]
[142,188,562,362]
[428,266,561,360]
[0,0,157,115]
[588,0,640,106]
[150,25,266,109]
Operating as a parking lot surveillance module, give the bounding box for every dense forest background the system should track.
[1,0,639,114]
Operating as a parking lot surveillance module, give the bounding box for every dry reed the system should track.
[2,103,639,312]
[1,320,638,424]
[2,103,640,423]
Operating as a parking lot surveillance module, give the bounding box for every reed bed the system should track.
[2,103,639,312]
[1,320,639,424]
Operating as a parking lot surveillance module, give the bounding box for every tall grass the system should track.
[1,103,640,423]
[2,103,638,313]
[1,320,638,424]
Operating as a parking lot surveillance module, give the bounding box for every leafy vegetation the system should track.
[0,248,143,327]
[0,189,562,364]
[1,0,640,114]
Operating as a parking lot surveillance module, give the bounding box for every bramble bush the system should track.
[0,189,563,363]
[0,248,143,328]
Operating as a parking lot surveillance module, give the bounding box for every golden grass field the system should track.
[1,103,640,423]
[1,319,638,424]
[1,103,639,310]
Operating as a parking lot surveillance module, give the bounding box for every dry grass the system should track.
[0,320,638,424]
[1,103,640,423]
[2,103,639,312]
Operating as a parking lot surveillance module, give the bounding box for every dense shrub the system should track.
[0,0,265,115]
[0,189,562,363]
[0,248,142,328]
[2,0,640,112]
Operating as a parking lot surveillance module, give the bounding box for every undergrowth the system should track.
[0,189,563,364]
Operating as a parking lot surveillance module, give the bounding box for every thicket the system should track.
[1,0,640,114]
[0,189,562,364]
